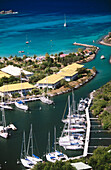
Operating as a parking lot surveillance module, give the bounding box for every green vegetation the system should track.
[0,46,98,91]
[90,81,111,130]
[103,32,111,44]
[32,160,75,170]
[0,76,20,86]
[88,145,111,170]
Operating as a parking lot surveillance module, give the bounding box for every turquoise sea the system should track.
[0,0,111,169]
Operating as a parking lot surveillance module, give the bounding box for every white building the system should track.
[1,65,33,78]
[37,63,84,89]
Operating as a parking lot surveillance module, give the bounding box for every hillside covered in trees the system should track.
[90,81,111,130]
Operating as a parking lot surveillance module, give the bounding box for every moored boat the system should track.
[15,100,28,111]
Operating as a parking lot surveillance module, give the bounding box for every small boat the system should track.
[26,41,29,44]
[78,98,86,112]
[15,100,28,111]
[0,102,12,110]
[40,96,53,105]
[0,108,8,139]
[19,51,24,53]
[100,55,105,59]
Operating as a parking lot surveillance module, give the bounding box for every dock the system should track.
[83,99,91,157]
[73,42,95,48]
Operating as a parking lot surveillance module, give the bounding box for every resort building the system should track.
[37,73,64,89]
[1,65,33,78]
[0,82,34,97]
[59,63,84,82]
[37,63,84,89]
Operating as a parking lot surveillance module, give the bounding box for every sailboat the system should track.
[40,81,53,105]
[0,108,8,139]
[46,127,68,163]
[15,100,28,111]
[64,14,66,27]
[26,124,43,164]
[15,70,28,111]
[20,125,42,169]
[20,131,34,169]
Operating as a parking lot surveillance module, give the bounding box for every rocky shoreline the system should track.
[99,34,111,47]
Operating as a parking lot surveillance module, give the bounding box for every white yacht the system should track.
[0,102,12,110]
[20,131,34,169]
[26,124,43,164]
[15,100,28,111]
[59,135,84,147]
[40,96,53,105]
[46,128,68,163]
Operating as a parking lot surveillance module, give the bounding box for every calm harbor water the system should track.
[0,0,111,169]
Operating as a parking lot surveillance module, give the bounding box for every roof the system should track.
[0,82,34,92]
[1,65,33,77]
[71,162,92,170]
[37,73,64,84]
[37,63,84,85]
[59,63,84,76]
[0,71,10,79]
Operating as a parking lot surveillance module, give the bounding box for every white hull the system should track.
[0,104,12,110]
[70,124,86,129]
[63,145,83,150]
[40,96,53,105]
[0,126,8,138]
[46,150,68,163]
[59,136,84,146]
[15,101,28,110]
[63,128,85,133]
[27,155,42,164]
[62,117,85,124]
[21,158,34,169]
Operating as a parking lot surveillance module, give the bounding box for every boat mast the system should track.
[54,126,56,151]
[20,69,23,97]
[27,124,33,156]
[48,132,50,153]
[72,90,76,113]
[2,108,6,128]
[21,131,27,159]
[68,95,71,139]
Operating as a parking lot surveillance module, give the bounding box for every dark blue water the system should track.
[0,1,111,170]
